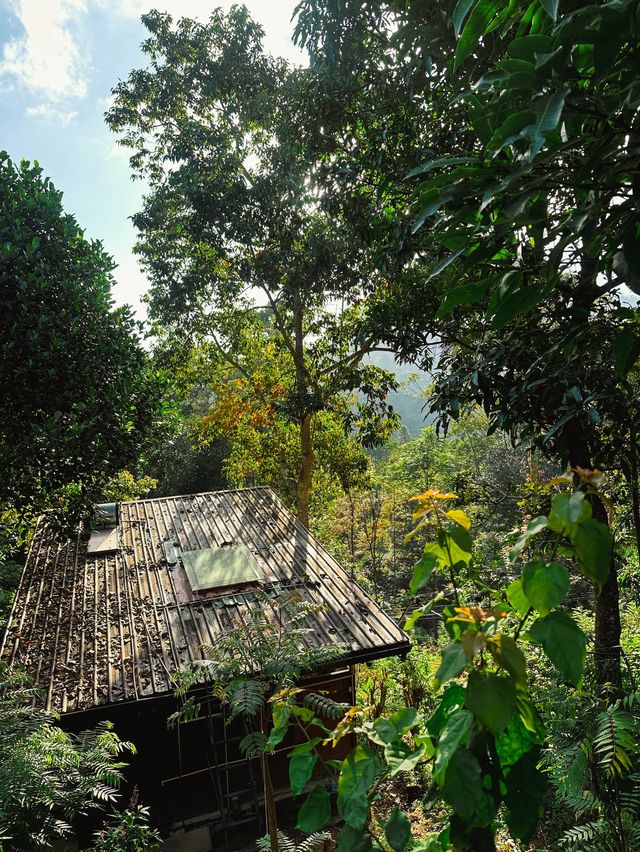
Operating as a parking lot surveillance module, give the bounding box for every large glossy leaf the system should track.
[296,784,331,833]
[547,491,591,533]
[503,748,547,841]
[338,745,382,829]
[406,155,476,179]
[427,684,466,739]
[613,329,640,379]
[385,740,427,776]
[465,671,516,735]
[440,523,473,566]
[506,578,530,615]
[455,0,503,70]
[410,551,438,595]
[436,281,488,316]
[528,611,586,686]
[572,518,611,586]
[488,634,526,685]
[435,643,467,687]
[452,0,476,37]
[434,709,473,783]
[527,90,568,159]
[385,807,412,851]
[338,825,373,852]
[441,747,483,820]
[522,560,569,615]
[289,750,317,796]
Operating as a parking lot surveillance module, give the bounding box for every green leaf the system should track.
[496,716,538,769]
[465,671,516,735]
[427,684,466,739]
[435,643,467,687]
[528,611,586,686]
[385,807,412,851]
[368,718,397,746]
[548,491,591,533]
[406,155,476,179]
[527,90,568,159]
[389,706,419,734]
[522,560,570,615]
[507,34,554,60]
[489,635,527,686]
[503,747,547,841]
[489,275,548,329]
[614,329,640,379]
[338,825,373,852]
[434,709,473,783]
[338,746,382,829]
[540,0,558,19]
[572,518,611,586]
[441,747,483,820]
[487,110,537,154]
[289,750,317,796]
[509,515,548,561]
[440,523,473,566]
[297,784,331,833]
[455,0,502,70]
[385,740,427,776]
[410,552,438,595]
[453,0,476,37]
[506,578,530,616]
[436,281,488,316]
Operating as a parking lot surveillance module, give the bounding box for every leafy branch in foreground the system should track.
[0,670,136,850]
[260,473,614,850]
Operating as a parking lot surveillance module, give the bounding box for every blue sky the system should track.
[0,1,302,317]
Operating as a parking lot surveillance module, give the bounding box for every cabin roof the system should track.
[1,487,409,714]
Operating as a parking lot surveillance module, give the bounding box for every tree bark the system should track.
[568,425,622,688]
[292,288,315,529]
[297,413,314,529]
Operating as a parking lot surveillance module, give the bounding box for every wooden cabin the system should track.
[1,487,410,850]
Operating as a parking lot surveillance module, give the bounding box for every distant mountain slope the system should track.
[364,350,434,437]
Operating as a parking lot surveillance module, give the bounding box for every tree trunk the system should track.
[292,288,314,529]
[568,426,622,688]
[297,413,314,529]
[627,426,640,570]
[260,709,279,852]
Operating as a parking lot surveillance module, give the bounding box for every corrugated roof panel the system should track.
[1,488,410,713]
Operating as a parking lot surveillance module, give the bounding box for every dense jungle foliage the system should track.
[1,0,640,849]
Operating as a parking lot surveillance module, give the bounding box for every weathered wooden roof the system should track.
[1,488,409,714]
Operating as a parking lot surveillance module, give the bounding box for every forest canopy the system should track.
[1,0,640,850]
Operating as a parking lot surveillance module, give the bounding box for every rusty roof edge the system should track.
[57,639,412,718]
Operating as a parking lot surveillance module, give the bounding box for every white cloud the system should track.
[0,0,89,100]
[26,102,78,123]
[98,0,304,63]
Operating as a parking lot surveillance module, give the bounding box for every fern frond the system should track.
[303,692,350,720]
[256,829,330,851]
[559,820,607,847]
[227,679,265,718]
[593,708,635,776]
[239,730,267,759]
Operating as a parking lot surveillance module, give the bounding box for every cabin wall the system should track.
[60,666,355,847]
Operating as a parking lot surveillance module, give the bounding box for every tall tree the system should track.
[293,0,640,683]
[107,8,398,526]
[0,154,166,528]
